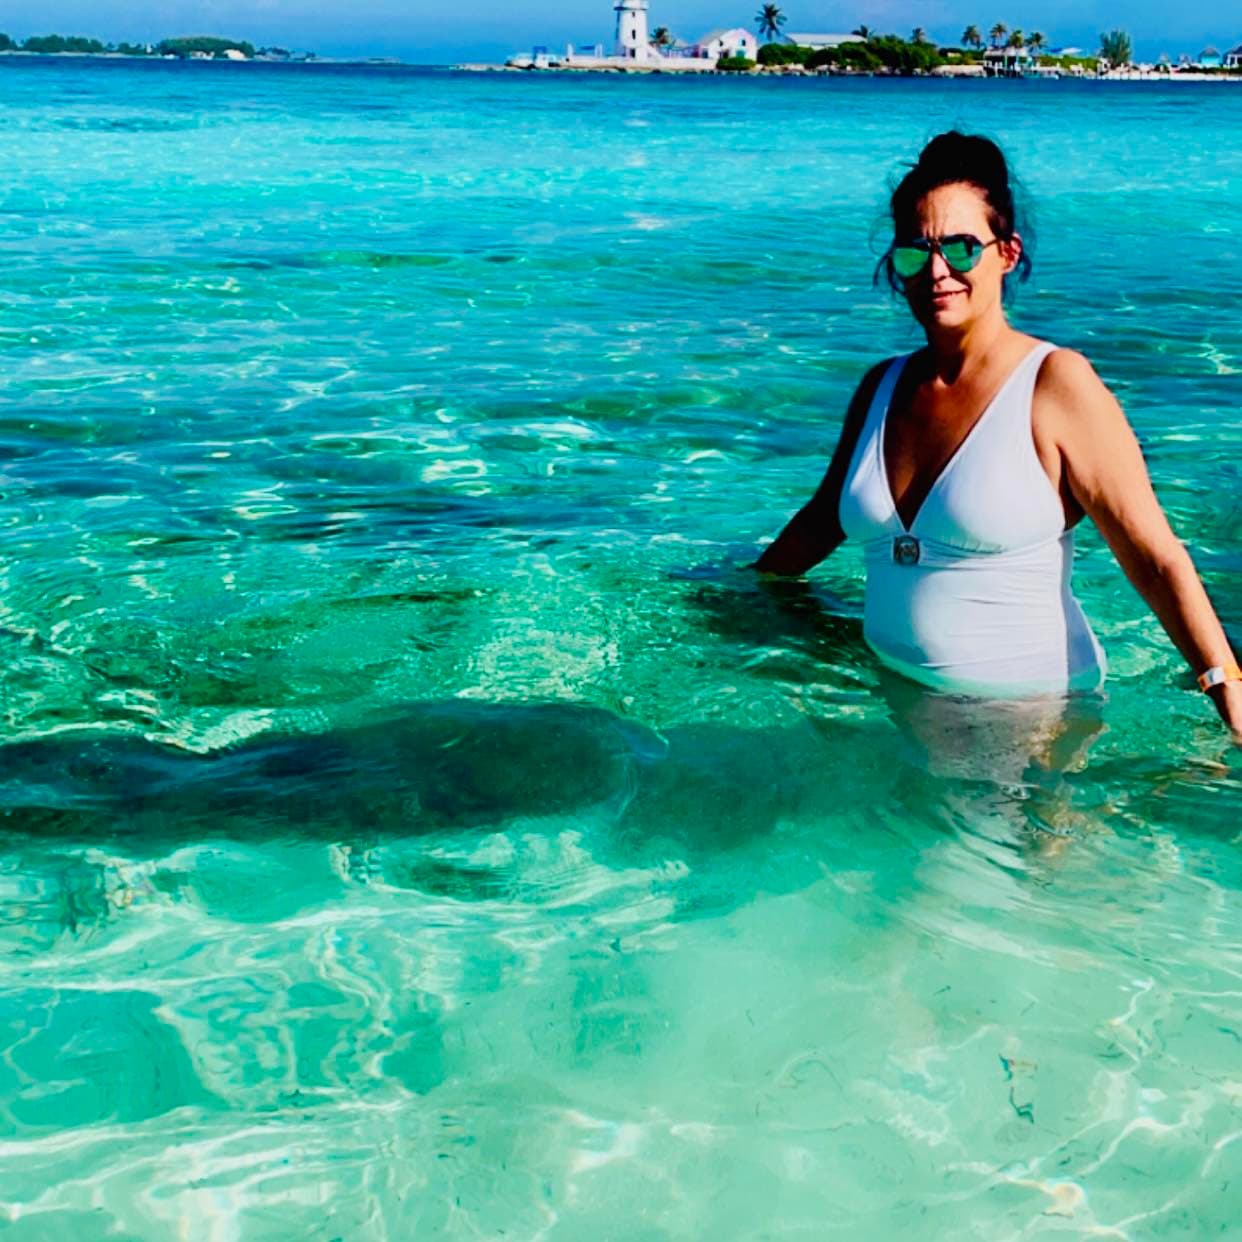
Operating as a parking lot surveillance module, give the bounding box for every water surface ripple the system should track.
[0,60,1240,1240]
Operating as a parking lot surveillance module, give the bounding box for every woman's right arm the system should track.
[753,361,888,576]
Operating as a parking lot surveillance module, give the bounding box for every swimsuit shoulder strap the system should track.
[863,353,911,435]
[1023,340,1060,382]
[985,339,1060,433]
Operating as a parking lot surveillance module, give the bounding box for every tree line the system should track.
[747,7,1158,72]
[0,34,260,58]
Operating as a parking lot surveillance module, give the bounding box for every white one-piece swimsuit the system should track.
[838,341,1107,698]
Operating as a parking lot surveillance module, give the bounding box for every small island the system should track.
[0,34,315,62]
[497,2,1242,80]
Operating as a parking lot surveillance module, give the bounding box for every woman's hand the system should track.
[1215,681,1242,744]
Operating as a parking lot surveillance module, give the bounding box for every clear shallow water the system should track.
[1,58,1240,1238]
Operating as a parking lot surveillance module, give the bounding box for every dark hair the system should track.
[877,130,1032,294]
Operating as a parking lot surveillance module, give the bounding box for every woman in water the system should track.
[755,131,1241,741]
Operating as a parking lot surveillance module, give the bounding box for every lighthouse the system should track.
[614,0,652,61]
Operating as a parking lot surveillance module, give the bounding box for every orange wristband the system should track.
[1197,662,1242,692]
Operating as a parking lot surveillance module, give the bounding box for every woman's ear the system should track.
[1000,233,1023,274]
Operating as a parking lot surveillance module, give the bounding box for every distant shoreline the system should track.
[0,51,400,65]
[2,53,1237,82]
[455,61,1242,82]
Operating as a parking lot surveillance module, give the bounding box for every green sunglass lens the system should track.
[891,247,929,279]
[941,240,980,270]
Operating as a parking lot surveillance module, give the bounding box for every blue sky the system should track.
[1,1,1236,63]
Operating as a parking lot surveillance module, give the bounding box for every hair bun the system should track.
[916,131,1009,187]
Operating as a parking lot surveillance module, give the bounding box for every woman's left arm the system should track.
[1039,349,1242,740]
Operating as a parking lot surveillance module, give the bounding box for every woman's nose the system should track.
[927,249,954,280]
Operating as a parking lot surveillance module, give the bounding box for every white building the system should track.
[784,33,864,51]
[694,28,758,61]
[510,1,752,71]
[982,46,1036,75]
[1225,44,1242,69]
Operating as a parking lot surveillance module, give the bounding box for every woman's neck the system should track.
[923,314,1015,383]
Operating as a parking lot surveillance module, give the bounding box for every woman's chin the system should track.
[917,295,975,328]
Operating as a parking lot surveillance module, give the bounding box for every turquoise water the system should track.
[1,58,1241,1238]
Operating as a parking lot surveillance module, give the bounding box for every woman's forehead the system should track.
[910,183,991,231]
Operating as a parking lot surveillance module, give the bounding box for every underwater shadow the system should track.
[0,698,890,859]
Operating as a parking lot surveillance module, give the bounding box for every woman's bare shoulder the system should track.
[1035,346,1111,400]
[1032,346,1143,486]
[1033,347,1125,430]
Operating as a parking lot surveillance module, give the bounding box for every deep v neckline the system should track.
[878,343,1046,535]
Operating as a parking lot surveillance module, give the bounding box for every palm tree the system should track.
[989,22,1007,48]
[1098,29,1132,68]
[1028,31,1045,53]
[962,25,982,49]
[651,25,672,48]
[1007,29,1025,51]
[756,4,785,42]
[852,25,872,40]
[912,27,927,45]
